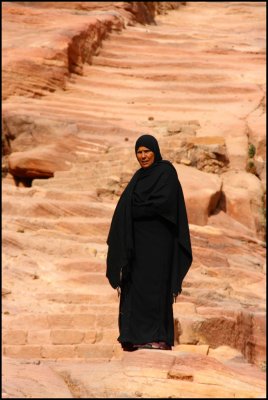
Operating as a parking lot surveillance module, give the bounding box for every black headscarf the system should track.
[135,134,162,162]
[106,135,192,296]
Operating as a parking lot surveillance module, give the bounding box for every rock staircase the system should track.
[2,171,122,360]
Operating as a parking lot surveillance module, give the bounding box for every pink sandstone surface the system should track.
[2,1,266,398]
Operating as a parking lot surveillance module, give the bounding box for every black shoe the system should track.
[158,341,172,350]
[122,342,138,352]
[133,342,161,350]
[134,342,172,350]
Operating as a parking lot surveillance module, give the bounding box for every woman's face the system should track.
[136,146,155,168]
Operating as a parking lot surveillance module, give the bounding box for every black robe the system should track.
[106,160,192,346]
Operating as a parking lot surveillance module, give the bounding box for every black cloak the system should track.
[106,134,192,346]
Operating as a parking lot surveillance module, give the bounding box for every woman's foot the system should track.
[158,341,172,350]
[134,341,171,350]
[133,342,159,349]
[121,342,138,351]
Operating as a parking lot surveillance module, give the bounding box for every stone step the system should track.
[82,67,230,91]
[98,48,190,61]
[3,297,119,315]
[3,327,119,346]
[55,258,106,273]
[3,312,118,330]
[62,81,227,101]
[4,103,130,135]
[1,184,99,202]
[73,66,239,90]
[3,343,122,360]
[98,45,257,68]
[2,290,118,314]
[52,162,132,178]
[32,177,118,190]
[36,291,117,305]
[93,55,238,71]
[55,272,108,286]
[103,32,162,46]
[10,230,107,249]
[21,299,119,313]
[3,215,112,234]
[49,83,236,105]
[2,198,114,218]
[2,230,108,258]
[7,92,215,117]
[34,303,118,314]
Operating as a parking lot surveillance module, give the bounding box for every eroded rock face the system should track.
[8,146,72,180]
[2,2,266,398]
[174,136,230,173]
[2,2,124,100]
[221,170,265,237]
[174,164,223,225]
[2,2,183,100]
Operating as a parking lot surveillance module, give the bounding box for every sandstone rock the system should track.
[221,170,265,236]
[2,288,12,296]
[175,315,205,345]
[225,131,249,170]
[254,155,266,183]
[208,210,256,237]
[173,344,209,355]
[2,2,181,101]
[96,187,116,200]
[50,329,85,345]
[251,312,266,366]
[27,330,51,345]
[166,120,200,137]
[8,146,73,181]
[174,164,222,225]
[3,330,27,345]
[4,345,42,359]
[167,365,194,381]
[174,136,229,174]
[193,245,230,269]
[208,345,245,362]
[123,349,176,379]
[247,108,266,161]
[2,356,73,398]
[2,112,78,153]
[2,3,125,100]
[180,158,191,165]
[195,311,258,364]
[17,2,178,26]
[173,301,197,315]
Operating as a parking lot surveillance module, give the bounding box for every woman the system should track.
[106,134,192,351]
